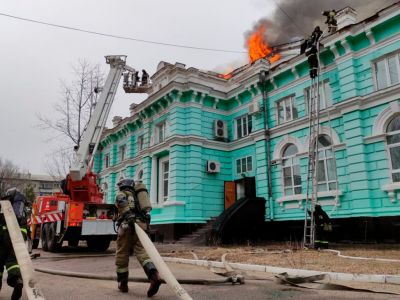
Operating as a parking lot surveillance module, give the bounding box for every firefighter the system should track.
[114,179,162,297]
[0,188,27,300]
[312,204,331,249]
[141,70,149,86]
[305,40,319,79]
[322,10,337,33]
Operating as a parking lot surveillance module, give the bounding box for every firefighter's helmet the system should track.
[117,179,135,191]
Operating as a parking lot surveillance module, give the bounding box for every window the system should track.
[156,122,166,143]
[102,183,108,201]
[158,157,169,202]
[316,135,337,192]
[375,53,400,90]
[104,154,109,168]
[276,96,298,124]
[304,81,332,114]
[119,144,126,161]
[282,144,302,195]
[386,116,400,182]
[236,156,253,174]
[137,135,144,151]
[236,115,252,139]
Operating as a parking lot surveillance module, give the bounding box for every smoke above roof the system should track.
[245,0,398,45]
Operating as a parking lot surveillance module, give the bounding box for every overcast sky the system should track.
[0,0,394,175]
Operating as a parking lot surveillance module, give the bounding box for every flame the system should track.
[247,25,281,64]
[218,67,233,80]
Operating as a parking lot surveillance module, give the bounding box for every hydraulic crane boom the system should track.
[70,55,129,181]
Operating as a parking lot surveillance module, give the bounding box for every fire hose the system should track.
[0,200,46,300]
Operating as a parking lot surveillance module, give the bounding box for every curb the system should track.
[163,257,400,284]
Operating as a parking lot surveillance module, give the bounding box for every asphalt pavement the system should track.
[0,247,398,300]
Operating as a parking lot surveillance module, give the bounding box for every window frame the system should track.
[276,95,298,124]
[386,116,400,182]
[236,156,253,174]
[104,154,110,168]
[119,144,126,162]
[158,156,169,202]
[316,135,337,192]
[373,52,400,91]
[304,81,332,115]
[137,135,144,152]
[156,122,167,144]
[235,114,252,139]
[281,144,302,196]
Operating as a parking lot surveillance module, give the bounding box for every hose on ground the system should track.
[324,249,400,263]
[34,267,240,285]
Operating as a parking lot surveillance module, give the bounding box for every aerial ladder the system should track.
[302,33,324,248]
[30,55,149,252]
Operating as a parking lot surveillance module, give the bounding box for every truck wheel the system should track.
[41,224,49,251]
[32,239,39,249]
[47,222,62,252]
[87,237,111,252]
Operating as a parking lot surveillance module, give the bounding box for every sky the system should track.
[0,0,395,175]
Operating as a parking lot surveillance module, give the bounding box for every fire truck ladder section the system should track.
[303,34,323,249]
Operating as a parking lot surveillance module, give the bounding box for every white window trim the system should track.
[104,154,110,168]
[156,122,167,144]
[276,190,343,207]
[304,81,332,115]
[158,156,169,202]
[373,52,400,91]
[119,144,126,162]
[137,135,144,152]
[236,156,253,174]
[281,145,301,196]
[276,95,297,124]
[235,114,252,139]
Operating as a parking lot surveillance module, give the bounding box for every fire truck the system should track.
[30,55,145,252]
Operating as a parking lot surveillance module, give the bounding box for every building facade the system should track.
[95,3,400,239]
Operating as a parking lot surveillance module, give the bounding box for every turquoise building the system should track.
[95,3,400,240]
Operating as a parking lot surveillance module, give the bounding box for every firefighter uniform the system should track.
[313,204,331,249]
[0,189,27,300]
[114,179,162,297]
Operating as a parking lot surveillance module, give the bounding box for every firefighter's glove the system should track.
[142,211,151,224]
[125,213,136,228]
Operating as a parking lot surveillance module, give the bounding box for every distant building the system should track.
[1,174,61,197]
[94,2,400,241]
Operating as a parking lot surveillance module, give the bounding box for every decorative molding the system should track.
[364,133,387,144]
[382,183,400,203]
[277,190,343,209]
[372,101,400,136]
[162,200,186,207]
[272,135,304,161]
[303,126,341,148]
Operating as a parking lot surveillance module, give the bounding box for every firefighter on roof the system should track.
[114,179,162,297]
[323,10,337,33]
[0,188,27,300]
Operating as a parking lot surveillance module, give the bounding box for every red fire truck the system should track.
[29,55,143,252]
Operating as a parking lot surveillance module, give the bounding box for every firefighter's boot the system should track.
[117,271,129,293]
[144,262,162,297]
[11,278,23,300]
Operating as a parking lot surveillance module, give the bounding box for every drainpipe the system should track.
[259,70,274,220]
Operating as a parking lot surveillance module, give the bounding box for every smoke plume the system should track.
[245,0,398,46]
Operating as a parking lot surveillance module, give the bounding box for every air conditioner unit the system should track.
[248,102,260,115]
[214,119,228,139]
[207,160,221,173]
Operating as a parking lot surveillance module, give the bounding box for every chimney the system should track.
[336,7,357,30]
[112,116,123,127]
[129,103,138,116]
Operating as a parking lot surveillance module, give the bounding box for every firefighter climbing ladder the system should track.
[303,33,324,248]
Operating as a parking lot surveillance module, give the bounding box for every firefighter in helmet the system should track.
[322,10,337,33]
[312,204,332,249]
[114,179,162,297]
[0,188,27,300]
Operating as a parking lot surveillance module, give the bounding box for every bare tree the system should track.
[0,158,31,196]
[38,59,104,178]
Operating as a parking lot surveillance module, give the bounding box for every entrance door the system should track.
[235,177,256,199]
[224,181,236,209]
